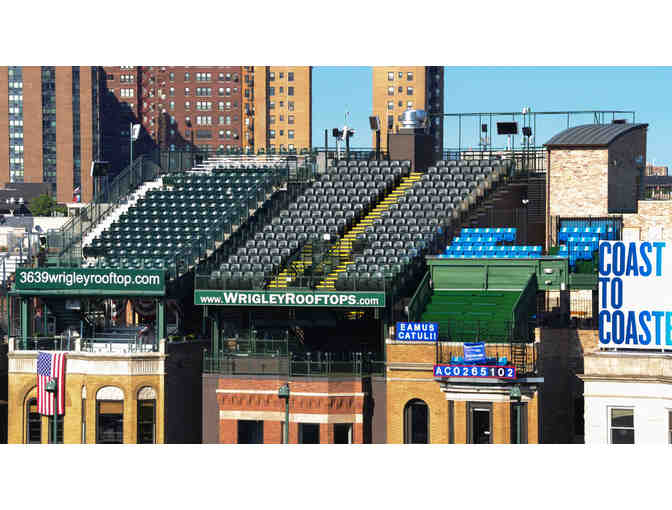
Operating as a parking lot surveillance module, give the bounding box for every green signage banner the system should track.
[194,289,386,308]
[14,268,165,296]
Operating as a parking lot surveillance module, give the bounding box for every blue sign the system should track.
[434,364,517,379]
[463,342,486,362]
[395,322,438,341]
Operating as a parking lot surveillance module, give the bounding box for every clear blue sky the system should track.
[312,67,672,167]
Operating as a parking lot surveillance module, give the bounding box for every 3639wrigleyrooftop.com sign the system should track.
[195,290,386,308]
[14,268,165,296]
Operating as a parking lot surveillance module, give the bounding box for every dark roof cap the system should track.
[545,123,648,148]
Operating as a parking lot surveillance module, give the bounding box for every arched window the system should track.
[404,399,429,444]
[26,397,41,444]
[96,386,124,444]
[137,387,156,444]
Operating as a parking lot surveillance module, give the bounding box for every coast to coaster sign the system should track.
[395,322,438,341]
[598,240,672,350]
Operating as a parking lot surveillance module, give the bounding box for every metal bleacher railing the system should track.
[47,150,317,269]
[203,350,385,378]
[435,341,538,377]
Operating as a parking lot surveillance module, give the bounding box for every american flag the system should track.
[37,351,67,416]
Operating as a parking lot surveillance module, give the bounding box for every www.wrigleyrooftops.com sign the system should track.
[195,290,386,308]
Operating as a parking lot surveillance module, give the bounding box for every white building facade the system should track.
[581,352,672,444]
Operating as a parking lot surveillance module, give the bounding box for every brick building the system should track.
[6,338,203,444]
[0,66,99,203]
[102,66,313,160]
[208,377,374,444]
[372,67,444,157]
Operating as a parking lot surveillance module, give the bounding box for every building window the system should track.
[288,101,294,112]
[387,115,394,129]
[404,399,429,444]
[185,101,191,110]
[169,87,175,97]
[269,115,275,124]
[26,398,41,444]
[299,423,320,444]
[288,130,294,139]
[184,87,190,96]
[288,143,294,151]
[288,71,294,81]
[225,87,231,96]
[388,86,394,96]
[169,101,175,110]
[184,72,190,81]
[387,101,394,111]
[467,402,492,444]
[269,71,275,81]
[238,420,263,444]
[407,101,413,109]
[279,86,284,95]
[610,408,634,444]
[510,402,528,444]
[398,100,403,107]
[334,423,352,444]
[288,115,295,125]
[407,71,414,81]
[398,71,403,78]
[137,400,155,444]
[387,71,394,81]
[169,72,174,81]
[288,86,294,96]
[407,86,414,96]
[279,130,284,136]
[398,86,403,93]
[269,87,275,96]
[269,129,275,139]
[225,116,231,125]
[47,415,64,443]
[97,400,123,444]
[269,101,275,110]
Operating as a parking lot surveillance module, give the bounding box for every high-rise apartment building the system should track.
[0,66,99,203]
[105,66,312,157]
[249,66,312,153]
[372,66,444,156]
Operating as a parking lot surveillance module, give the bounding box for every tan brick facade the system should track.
[372,67,443,155]
[386,342,539,444]
[7,351,165,444]
[251,66,311,153]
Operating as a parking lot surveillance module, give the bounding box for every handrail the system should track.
[408,271,431,321]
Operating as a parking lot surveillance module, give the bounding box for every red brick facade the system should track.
[216,377,366,444]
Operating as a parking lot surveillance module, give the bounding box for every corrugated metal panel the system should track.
[545,123,648,147]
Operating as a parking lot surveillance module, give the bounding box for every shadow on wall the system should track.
[99,77,197,178]
[539,327,588,444]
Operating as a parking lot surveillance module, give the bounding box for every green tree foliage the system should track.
[28,194,60,216]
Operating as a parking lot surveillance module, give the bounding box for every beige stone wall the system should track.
[622,201,672,242]
[548,148,609,218]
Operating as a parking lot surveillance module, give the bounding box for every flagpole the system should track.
[53,382,57,444]
[130,121,133,170]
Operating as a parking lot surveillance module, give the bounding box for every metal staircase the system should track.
[267,243,313,289]
[315,172,423,290]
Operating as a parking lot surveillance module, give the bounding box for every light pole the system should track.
[45,379,58,444]
[278,382,290,444]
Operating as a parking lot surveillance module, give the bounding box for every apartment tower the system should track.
[0,66,99,203]
[372,66,444,157]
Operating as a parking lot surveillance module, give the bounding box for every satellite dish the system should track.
[34,225,42,233]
